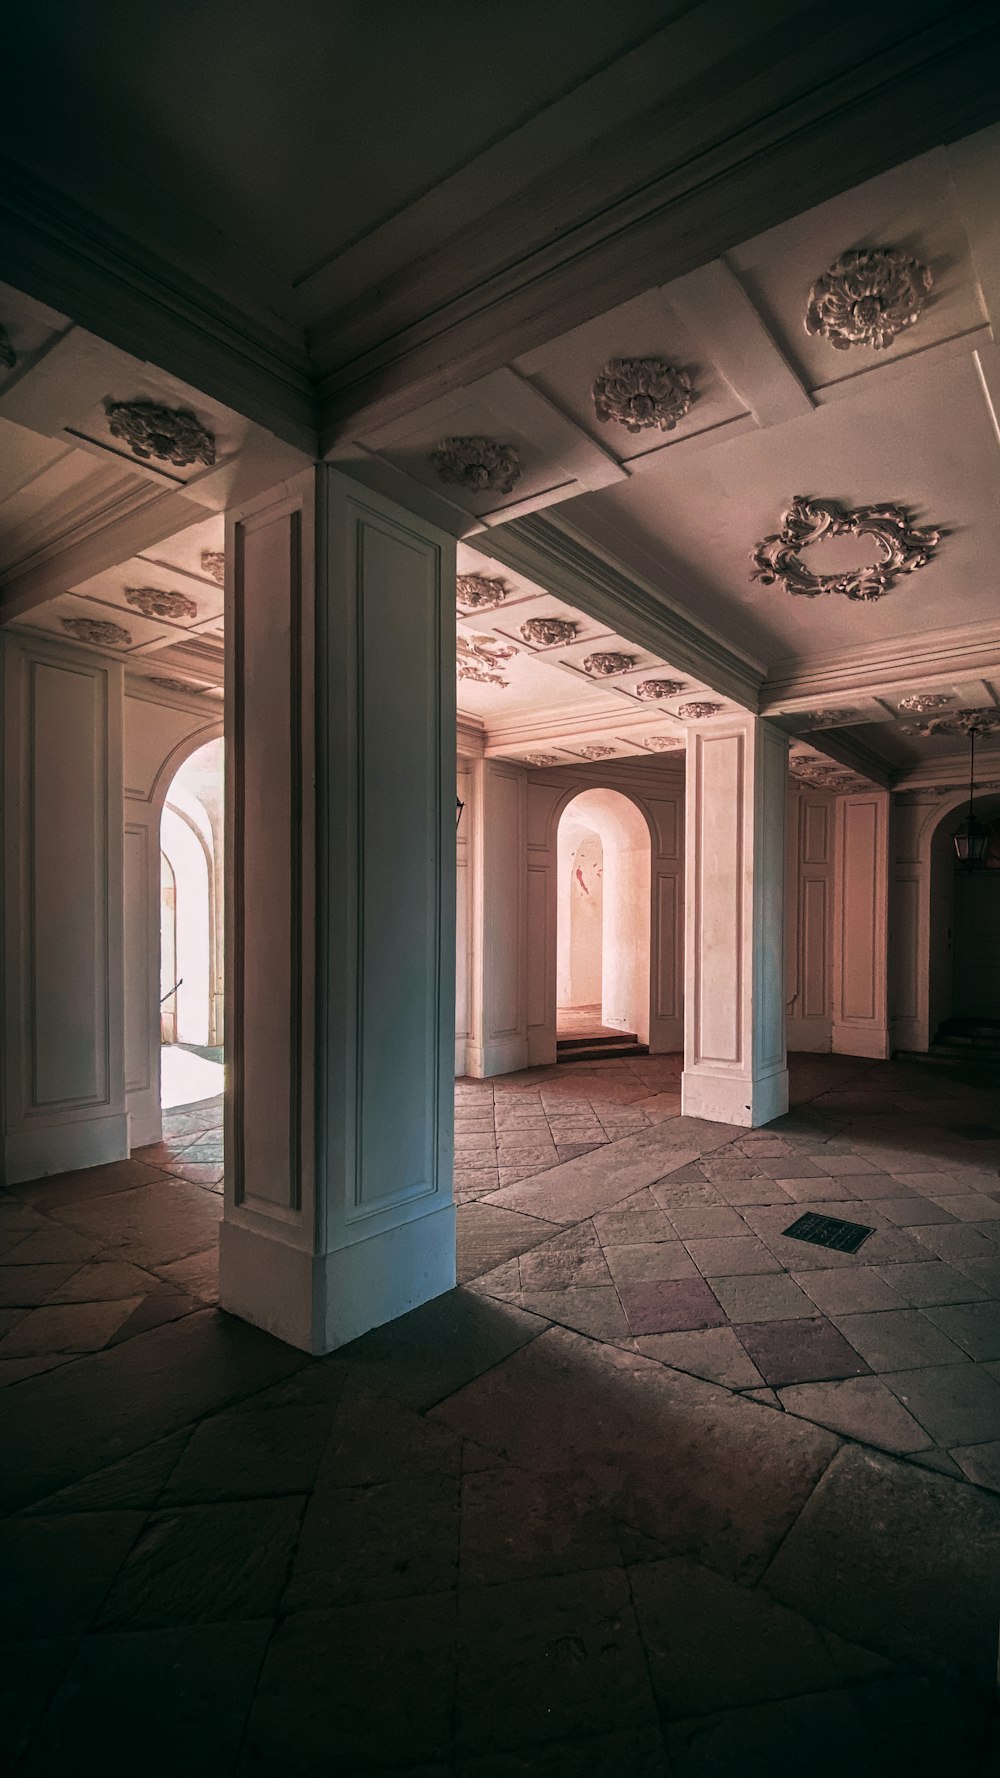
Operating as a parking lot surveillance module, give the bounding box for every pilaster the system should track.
[466,758,528,1079]
[681,714,789,1128]
[832,789,891,1059]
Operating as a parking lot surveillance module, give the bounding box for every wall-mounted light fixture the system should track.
[456,796,465,829]
[954,722,989,867]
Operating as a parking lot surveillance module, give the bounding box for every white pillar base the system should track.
[681,1064,789,1129]
[220,1203,456,1354]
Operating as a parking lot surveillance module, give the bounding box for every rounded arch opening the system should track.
[159,735,225,1107]
[556,787,652,1043]
[927,790,1000,1039]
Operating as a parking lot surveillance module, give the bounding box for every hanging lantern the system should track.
[953,723,989,867]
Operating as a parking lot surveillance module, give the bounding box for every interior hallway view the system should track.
[3,4,1000,1771]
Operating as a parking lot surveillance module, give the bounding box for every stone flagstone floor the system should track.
[0,1053,998,1773]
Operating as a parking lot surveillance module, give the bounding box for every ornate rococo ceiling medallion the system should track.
[61,616,132,648]
[432,436,521,495]
[105,400,216,469]
[900,706,1000,739]
[149,676,200,694]
[457,573,507,611]
[201,551,225,586]
[521,618,577,646]
[897,693,952,714]
[805,248,931,351]
[635,679,685,700]
[642,736,683,751]
[457,634,517,688]
[576,745,616,760]
[523,753,561,767]
[677,701,722,720]
[582,652,634,677]
[750,495,939,602]
[591,357,693,434]
[125,586,198,621]
[0,323,15,370]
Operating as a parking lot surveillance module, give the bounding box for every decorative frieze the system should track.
[897,693,952,714]
[591,357,693,433]
[900,706,1000,739]
[201,551,226,586]
[457,634,517,687]
[457,573,507,611]
[520,617,577,646]
[805,248,931,351]
[432,436,521,495]
[0,323,15,370]
[60,616,132,648]
[582,651,634,677]
[104,399,216,468]
[125,586,198,621]
[635,679,686,700]
[750,495,940,602]
[677,701,722,720]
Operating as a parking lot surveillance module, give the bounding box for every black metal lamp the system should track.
[953,722,989,867]
[456,796,465,829]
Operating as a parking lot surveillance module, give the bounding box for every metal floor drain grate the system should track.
[783,1212,875,1254]
[948,1123,1000,1141]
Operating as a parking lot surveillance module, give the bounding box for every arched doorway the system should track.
[556,788,652,1045]
[159,737,225,1108]
[927,791,1000,1046]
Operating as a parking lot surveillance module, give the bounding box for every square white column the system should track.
[682,714,789,1128]
[1,634,128,1181]
[219,467,456,1353]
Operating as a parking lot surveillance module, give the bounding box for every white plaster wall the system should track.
[160,805,212,1047]
[833,790,890,1059]
[558,828,603,1010]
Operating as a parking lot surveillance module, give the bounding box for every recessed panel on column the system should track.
[356,517,443,1212]
[695,733,743,1066]
[124,822,153,1095]
[801,876,829,1021]
[841,800,878,1023]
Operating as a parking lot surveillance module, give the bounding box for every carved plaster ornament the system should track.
[456,573,507,611]
[520,617,577,646]
[805,248,931,351]
[201,551,225,586]
[635,679,686,701]
[576,744,616,760]
[900,706,1000,739]
[677,701,722,720]
[150,676,200,694]
[456,633,517,687]
[591,357,693,434]
[105,400,216,469]
[750,495,939,602]
[897,693,952,714]
[432,436,521,495]
[807,709,857,724]
[642,735,683,751]
[60,616,132,648]
[0,323,15,370]
[789,756,865,792]
[582,651,634,677]
[523,753,562,767]
[125,586,198,621]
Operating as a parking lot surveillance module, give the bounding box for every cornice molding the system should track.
[798,731,894,790]
[761,619,1000,708]
[483,513,763,711]
[0,483,206,622]
[0,157,317,454]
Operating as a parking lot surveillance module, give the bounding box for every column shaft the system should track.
[682,714,788,1128]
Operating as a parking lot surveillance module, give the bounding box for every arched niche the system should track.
[555,787,652,1044]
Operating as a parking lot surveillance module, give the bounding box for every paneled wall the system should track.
[833,790,891,1059]
[785,783,834,1052]
[1,634,127,1181]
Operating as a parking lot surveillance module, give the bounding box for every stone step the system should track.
[556,1039,648,1063]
